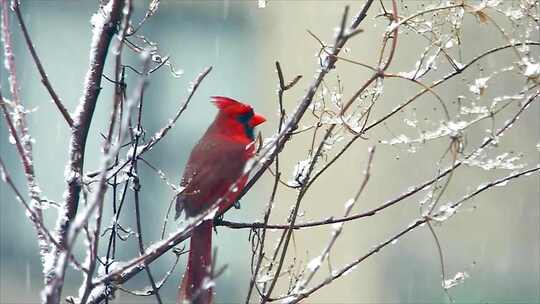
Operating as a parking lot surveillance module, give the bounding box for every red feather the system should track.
[176,97,265,304]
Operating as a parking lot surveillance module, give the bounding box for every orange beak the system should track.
[249,113,266,128]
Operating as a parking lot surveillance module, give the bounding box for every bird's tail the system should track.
[178,220,213,304]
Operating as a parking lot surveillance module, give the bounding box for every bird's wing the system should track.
[175,137,247,218]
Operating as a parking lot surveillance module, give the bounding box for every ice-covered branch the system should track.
[219,91,538,233]
[85,66,213,180]
[244,61,303,304]
[43,1,125,302]
[260,2,398,300]
[1,0,50,281]
[285,164,540,303]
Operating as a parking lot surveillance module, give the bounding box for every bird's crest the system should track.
[211,96,253,116]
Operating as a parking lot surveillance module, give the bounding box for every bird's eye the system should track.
[237,110,254,124]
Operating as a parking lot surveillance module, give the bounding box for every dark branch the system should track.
[12,0,73,126]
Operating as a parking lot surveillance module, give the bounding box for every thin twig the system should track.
[299,147,375,290]
[56,0,124,254]
[218,92,538,232]
[41,3,130,300]
[305,42,540,195]
[1,1,50,281]
[287,165,540,303]
[129,64,163,303]
[11,0,73,126]
[86,66,213,179]
[245,61,301,304]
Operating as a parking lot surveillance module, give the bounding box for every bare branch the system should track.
[1,0,51,280]
[298,147,375,291]
[57,0,125,250]
[244,61,302,304]
[86,66,213,179]
[42,2,126,301]
[287,165,540,303]
[11,0,73,126]
[219,91,539,232]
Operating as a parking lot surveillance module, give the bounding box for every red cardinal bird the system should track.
[175,96,266,304]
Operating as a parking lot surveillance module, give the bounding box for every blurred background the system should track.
[1,1,538,303]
